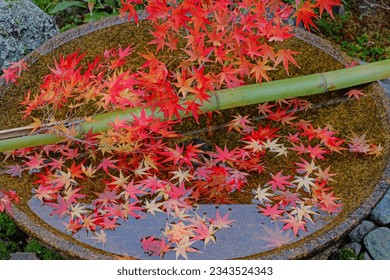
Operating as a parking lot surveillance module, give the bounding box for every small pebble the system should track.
[9,252,40,260]
[371,189,390,226]
[362,252,372,260]
[345,242,362,256]
[348,220,377,243]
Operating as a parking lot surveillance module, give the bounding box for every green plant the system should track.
[32,0,60,13]
[0,213,65,259]
[0,241,17,259]
[0,213,26,259]
[45,0,125,31]
[338,246,364,260]
[315,2,389,62]
[0,213,24,241]
[24,239,65,260]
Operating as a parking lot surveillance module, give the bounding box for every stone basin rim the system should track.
[8,12,390,260]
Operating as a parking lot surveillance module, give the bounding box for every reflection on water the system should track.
[28,198,337,259]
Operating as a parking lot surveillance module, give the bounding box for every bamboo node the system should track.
[318,73,328,93]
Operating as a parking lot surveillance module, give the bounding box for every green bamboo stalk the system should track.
[0,59,389,153]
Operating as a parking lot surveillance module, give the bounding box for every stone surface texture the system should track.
[345,242,362,256]
[371,189,390,225]
[363,227,390,260]
[348,220,377,243]
[0,0,58,69]
[9,252,39,260]
[338,183,390,260]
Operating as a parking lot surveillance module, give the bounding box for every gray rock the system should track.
[9,252,39,260]
[345,242,362,256]
[349,220,377,243]
[371,189,390,225]
[363,227,390,260]
[362,252,372,260]
[0,0,58,70]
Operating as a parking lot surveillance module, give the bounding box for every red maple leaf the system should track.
[191,222,216,246]
[273,190,302,208]
[306,144,328,161]
[266,171,292,191]
[218,64,244,88]
[318,191,342,213]
[47,157,66,171]
[8,59,28,75]
[46,195,71,218]
[345,89,366,100]
[119,0,141,23]
[97,156,118,173]
[250,59,273,83]
[0,67,19,84]
[5,164,24,177]
[155,90,185,119]
[268,23,295,42]
[287,132,300,144]
[275,49,300,75]
[63,217,82,234]
[63,187,86,204]
[266,106,297,125]
[211,145,238,164]
[259,203,285,221]
[68,161,84,179]
[184,100,202,123]
[211,210,235,229]
[33,184,58,202]
[293,1,319,31]
[121,180,146,201]
[0,189,19,215]
[244,123,280,141]
[315,0,342,18]
[166,182,191,199]
[162,144,186,166]
[282,213,307,237]
[141,236,171,257]
[227,114,252,133]
[24,153,46,173]
[183,42,213,65]
[81,213,98,231]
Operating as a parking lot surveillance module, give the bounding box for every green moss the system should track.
[315,2,389,62]
[0,213,26,259]
[338,246,364,260]
[0,213,25,241]
[0,213,65,259]
[24,239,65,260]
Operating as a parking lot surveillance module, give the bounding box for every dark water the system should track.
[28,198,337,259]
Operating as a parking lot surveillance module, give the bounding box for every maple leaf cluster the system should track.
[20,47,144,121]
[3,95,383,257]
[20,0,342,126]
[141,210,233,259]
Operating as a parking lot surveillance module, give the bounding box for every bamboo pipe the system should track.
[0,59,389,152]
